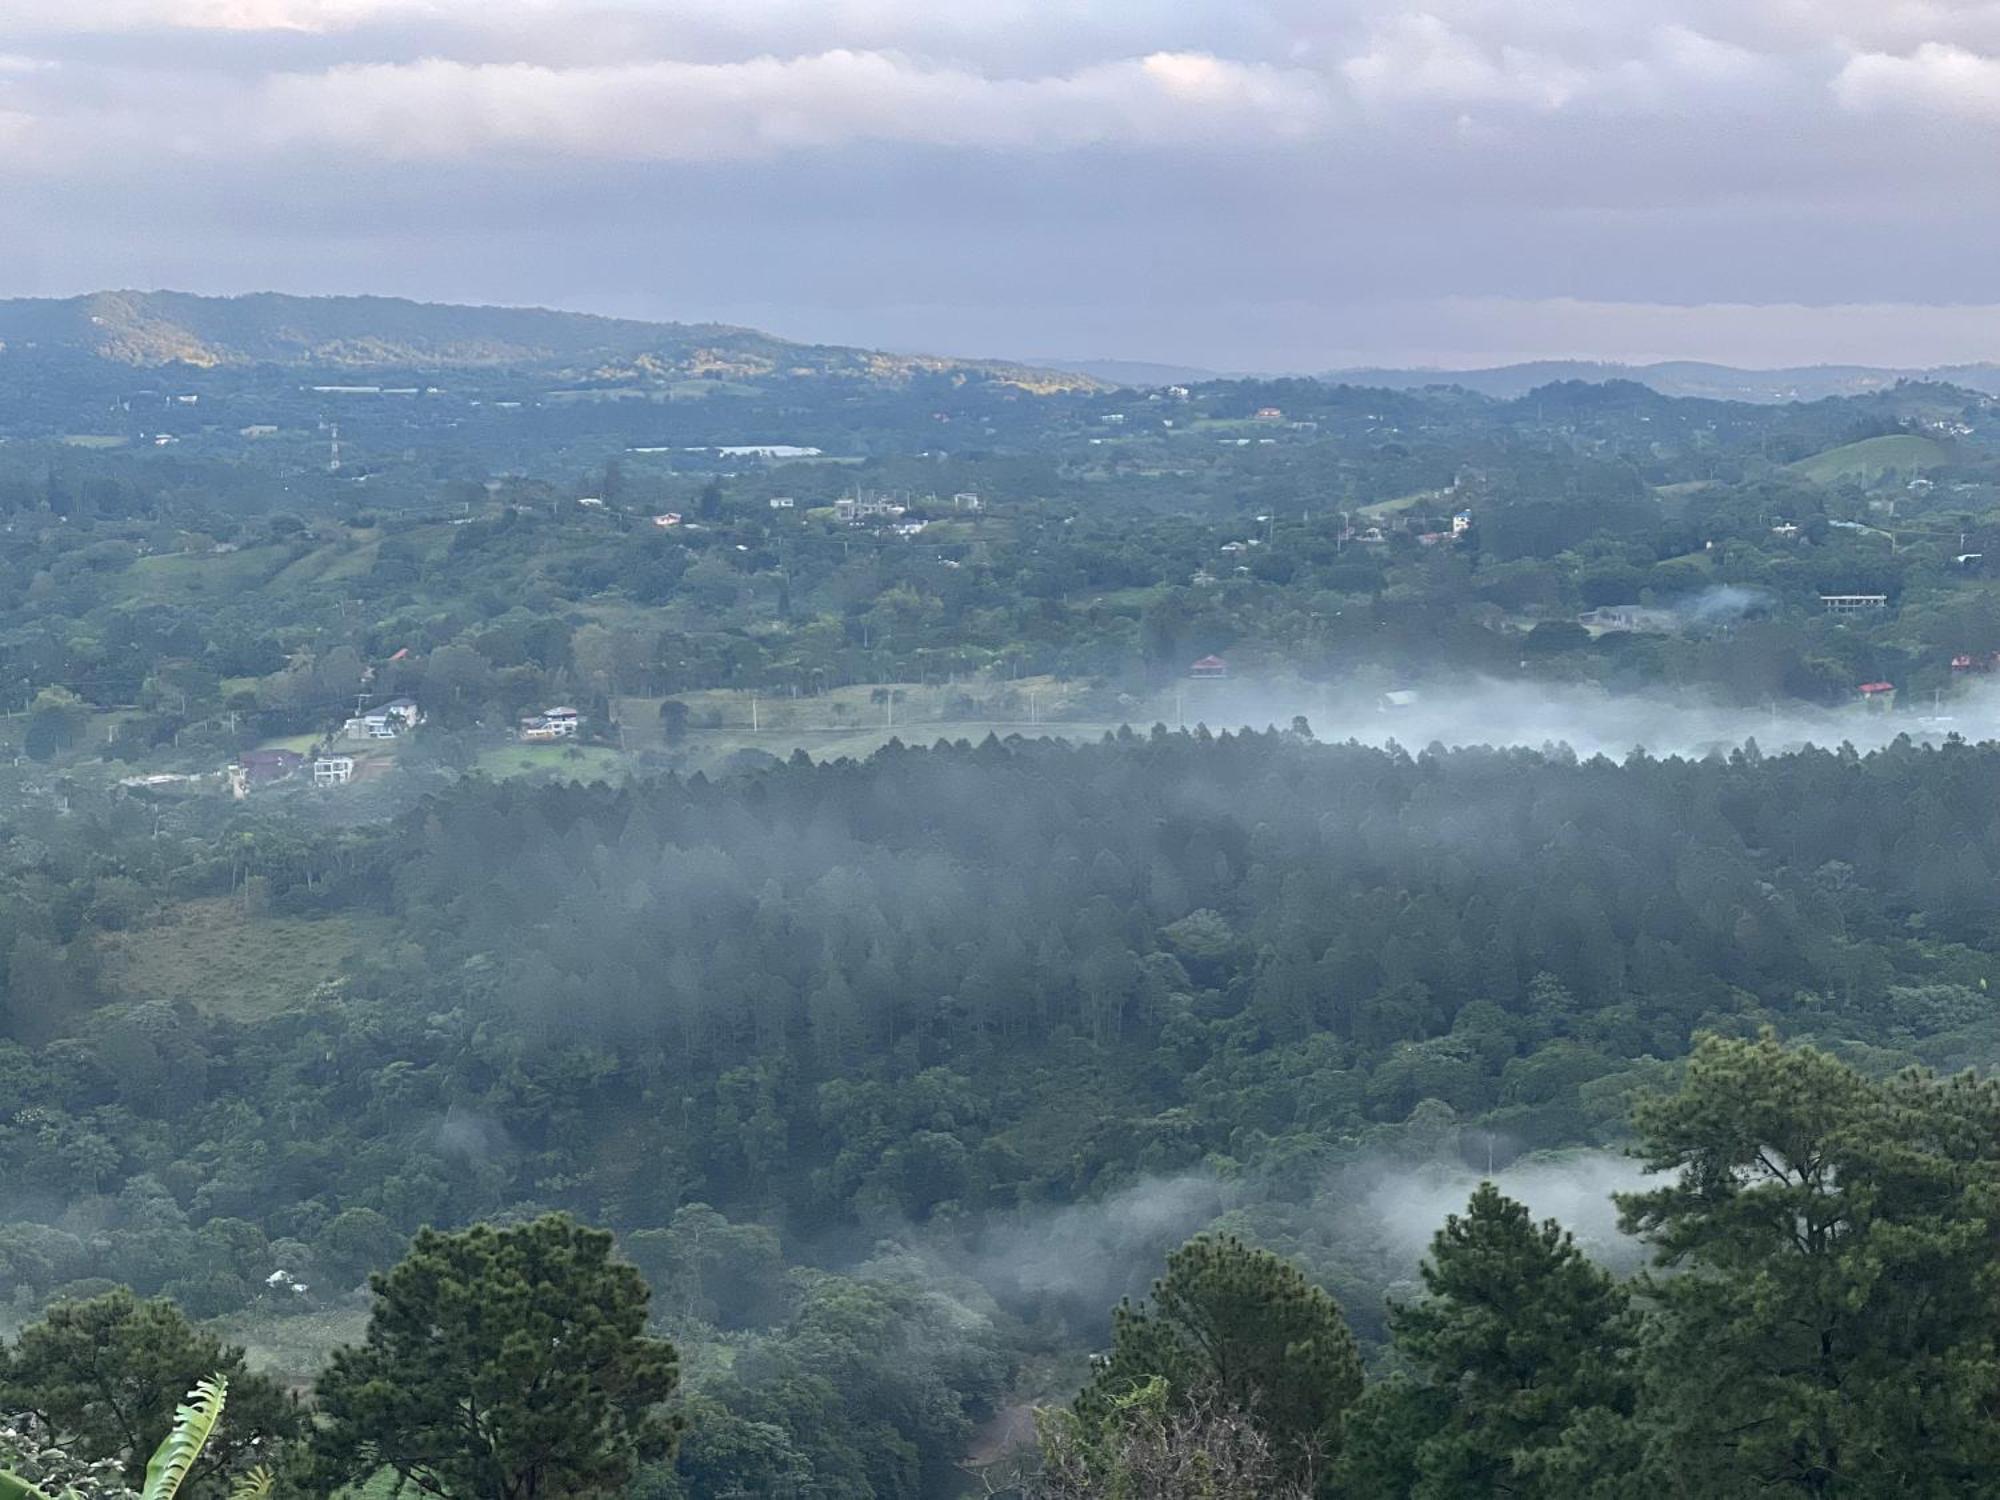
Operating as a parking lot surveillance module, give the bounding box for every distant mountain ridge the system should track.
[1320,358,2000,403]
[0,290,1101,391]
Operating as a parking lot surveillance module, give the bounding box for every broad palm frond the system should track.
[140,1377,228,1500]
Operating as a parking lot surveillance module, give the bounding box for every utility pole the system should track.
[751,693,759,733]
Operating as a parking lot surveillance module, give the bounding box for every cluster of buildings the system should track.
[231,697,425,796]
[834,491,981,525]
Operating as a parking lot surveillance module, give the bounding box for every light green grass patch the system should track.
[94,897,377,1019]
[1360,488,1448,519]
[1789,434,1951,483]
[474,744,631,781]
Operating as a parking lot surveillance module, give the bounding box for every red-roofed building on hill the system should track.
[1189,655,1228,679]
[1858,682,1896,710]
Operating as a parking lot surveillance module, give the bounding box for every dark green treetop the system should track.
[313,1214,680,1500]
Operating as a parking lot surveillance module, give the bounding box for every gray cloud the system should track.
[6,1,2000,365]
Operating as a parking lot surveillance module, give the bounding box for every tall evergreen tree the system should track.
[313,1214,680,1500]
[1339,1182,1641,1498]
[1619,1033,2000,1498]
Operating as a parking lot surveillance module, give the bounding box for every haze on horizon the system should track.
[7,0,2000,372]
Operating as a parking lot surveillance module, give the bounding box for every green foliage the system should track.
[139,1379,225,1500]
[312,1214,680,1500]
[0,1293,299,1493]
[1340,1183,1640,1498]
[0,1373,234,1500]
[1075,1235,1361,1492]
[1618,1032,2000,1497]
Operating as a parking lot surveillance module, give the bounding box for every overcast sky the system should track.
[7,0,2000,369]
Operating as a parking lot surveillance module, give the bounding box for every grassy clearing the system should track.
[678,720,1132,766]
[109,546,280,603]
[1360,488,1448,519]
[94,896,375,1019]
[620,677,1098,751]
[474,743,631,781]
[210,1304,370,1388]
[1789,434,1950,483]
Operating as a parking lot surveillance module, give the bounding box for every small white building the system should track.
[314,756,355,786]
[768,496,796,509]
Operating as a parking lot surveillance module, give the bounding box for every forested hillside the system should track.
[1,301,1999,1495]
[2,730,2000,1493]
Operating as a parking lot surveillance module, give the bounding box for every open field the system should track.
[94,897,377,1019]
[1360,487,1448,519]
[618,676,1103,750]
[676,719,1134,766]
[474,743,632,780]
[1789,434,1950,483]
[210,1305,371,1388]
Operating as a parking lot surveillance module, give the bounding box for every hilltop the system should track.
[0,289,1100,391]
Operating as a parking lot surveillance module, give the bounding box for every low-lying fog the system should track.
[944,1150,1657,1339]
[1178,675,1994,760]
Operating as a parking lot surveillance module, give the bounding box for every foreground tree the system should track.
[313,1214,680,1500]
[1339,1182,1641,1499]
[0,1292,299,1494]
[1073,1235,1361,1492]
[1619,1033,2000,1498]
[1,1373,259,1500]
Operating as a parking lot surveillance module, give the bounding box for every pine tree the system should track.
[1339,1182,1641,1498]
[312,1214,680,1500]
[1619,1033,2000,1498]
[1073,1235,1361,1491]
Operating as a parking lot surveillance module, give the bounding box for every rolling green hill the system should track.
[0,289,1099,390]
[1787,432,1952,482]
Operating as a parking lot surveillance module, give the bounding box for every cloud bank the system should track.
[8,0,2000,365]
